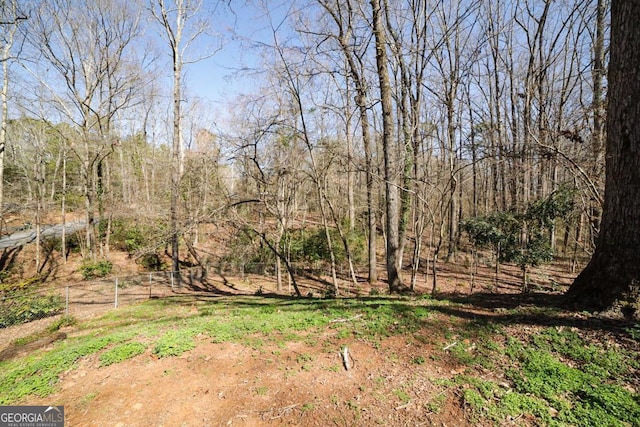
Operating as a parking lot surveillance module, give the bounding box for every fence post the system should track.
[149,273,152,298]
[171,271,174,291]
[115,278,119,308]
[65,286,69,316]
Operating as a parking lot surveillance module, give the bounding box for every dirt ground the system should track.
[25,335,471,426]
[2,242,585,426]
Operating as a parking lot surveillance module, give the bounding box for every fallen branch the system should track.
[341,346,354,371]
[330,314,363,323]
[443,341,458,351]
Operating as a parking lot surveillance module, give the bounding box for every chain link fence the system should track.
[1,261,361,331]
[0,267,206,330]
[211,260,361,279]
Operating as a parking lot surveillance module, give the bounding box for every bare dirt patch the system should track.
[26,330,473,427]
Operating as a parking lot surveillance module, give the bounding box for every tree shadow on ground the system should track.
[204,288,638,340]
[130,272,639,344]
[431,291,638,339]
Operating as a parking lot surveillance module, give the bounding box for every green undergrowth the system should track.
[1,293,637,427]
[99,341,147,366]
[456,325,640,426]
[0,294,64,328]
[0,295,435,404]
[0,330,136,404]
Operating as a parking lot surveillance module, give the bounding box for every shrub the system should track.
[138,253,165,271]
[461,186,577,290]
[221,228,275,266]
[79,260,113,280]
[287,227,366,264]
[110,220,157,254]
[0,294,64,328]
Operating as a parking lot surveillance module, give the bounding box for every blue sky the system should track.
[181,1,290,106]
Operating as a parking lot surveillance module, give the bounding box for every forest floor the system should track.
[1,243,639,426]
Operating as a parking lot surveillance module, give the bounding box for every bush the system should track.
[0,294,64,328]
[221,228,275,266]
[287,227,367,265]
[110,220,156,254]
[44,233,82,255]
[461,186,577,289]
[222,225,367,269]
[79,260,113,280]
[138,253,166,271]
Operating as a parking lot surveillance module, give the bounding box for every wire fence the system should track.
[211,260,362,279]
[0,261,362,332]
[0,267,206,331]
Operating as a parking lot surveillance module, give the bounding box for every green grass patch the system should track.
[152,329,197,358]
[393,388,411,404]
[0,331,135,404]
[626,324,640,340]
[457,325,640,426]
[47,316,77,332]
[0,295,436,403]
[301,402,315,412]
[11,290,638,427]
[425,393,447,413]
[10,317,75,347]
[411,355,426,365]
[79,392,98,408]
[99,342,147,366]
[255,386,269,396]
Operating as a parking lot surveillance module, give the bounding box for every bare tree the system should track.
[26,0,146,258]
[370,0,408,292]
[149,0,219,276]
[6,117,52,272]
[0,0,26,218]
[318,0,379,284]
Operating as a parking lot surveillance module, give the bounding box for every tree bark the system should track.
[0,1,22,214]
[0,37,10,213]
[565,1,640,319]
[370,0,405,292]
[171,56,182,276]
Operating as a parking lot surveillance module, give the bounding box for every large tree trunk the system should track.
[370,0,406,292]
[170,58,182,276]
[0,39,9,214]
[0,2,21,214]
[565,1,640,319]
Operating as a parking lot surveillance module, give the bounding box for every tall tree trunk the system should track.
[61,138,67,263]
[170,58,182,276]
[370,0,405,292]
[565,1,640,319]
[345,86,355,230]
[0,2,21,214]
[589,0,606,242]
[0,46,9,213]
[320,0,378,283]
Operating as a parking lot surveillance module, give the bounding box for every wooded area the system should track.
[1,0,634,314]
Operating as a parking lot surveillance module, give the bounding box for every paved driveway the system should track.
[0,220,86,249]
